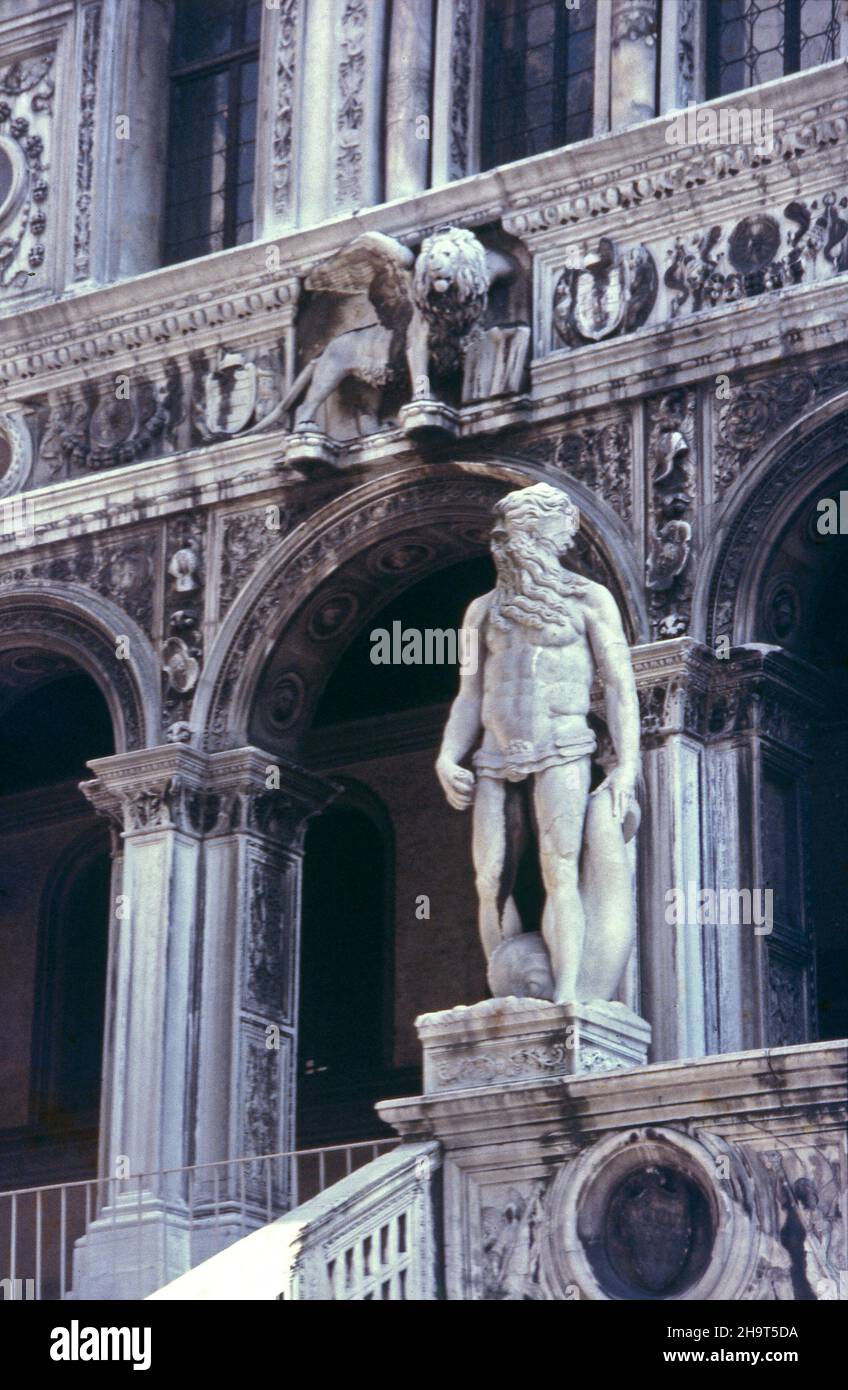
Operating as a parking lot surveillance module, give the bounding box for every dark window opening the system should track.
[706,0,841,98]
[163,0,261,265]
[480,0,596,170]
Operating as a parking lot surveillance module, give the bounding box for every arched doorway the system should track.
[699,408,848,1047]
[0,651,114,1188]
[751,461,848,1041]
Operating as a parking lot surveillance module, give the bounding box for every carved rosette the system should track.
[0,48,54,291]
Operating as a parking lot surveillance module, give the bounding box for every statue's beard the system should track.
[490,532,587,632]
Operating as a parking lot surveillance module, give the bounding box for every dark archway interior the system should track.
[314,552,496,725]
[0,667,113,794]
[298,797,393,1145]
[0,652,114,1189]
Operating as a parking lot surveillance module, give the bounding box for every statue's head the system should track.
[491,483,580,569]
[413,226,489,309]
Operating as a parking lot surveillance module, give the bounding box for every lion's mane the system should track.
[413,227,489,376]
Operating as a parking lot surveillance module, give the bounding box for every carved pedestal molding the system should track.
[417,997,651,1095]
[74,743,336,1298]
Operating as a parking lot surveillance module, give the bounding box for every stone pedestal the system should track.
[399,399,461,441]
[417,998,650,1095]
[379,1038,848,1301]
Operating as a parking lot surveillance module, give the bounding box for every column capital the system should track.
[207,746,339,847]
[81,744,339,844]
[626,639,827,753]
[81,744,214,835]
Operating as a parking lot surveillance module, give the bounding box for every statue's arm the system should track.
[586,586,640,820]
[435,593,491,810]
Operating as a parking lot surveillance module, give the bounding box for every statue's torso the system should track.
[478,599,595,763]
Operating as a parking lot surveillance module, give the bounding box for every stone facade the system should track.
[0,1,846,1299]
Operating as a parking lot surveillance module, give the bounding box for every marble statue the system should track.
[436,483,641,1006]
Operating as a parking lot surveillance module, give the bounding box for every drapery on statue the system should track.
[436,483,641,1006]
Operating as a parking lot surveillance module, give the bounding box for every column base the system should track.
[417,996,651,1095]
[71,1194,262,1300]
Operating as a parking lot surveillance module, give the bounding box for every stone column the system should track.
[191,750,336,1261]
[297,0,388,225]
[384,0,434,201]
[254,0,307,236]
[634,639,712,1063]
[73,0,173,286]
[431,0,483,184]
[73,744,336,1295]
[633,640,822,1064]
[701,648,821,1056]
[609,0,659,130]
[73,745,212,1298]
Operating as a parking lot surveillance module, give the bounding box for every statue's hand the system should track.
[591,765,636,824]
[436,755,475,811]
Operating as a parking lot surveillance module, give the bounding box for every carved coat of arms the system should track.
[554,238,658,348]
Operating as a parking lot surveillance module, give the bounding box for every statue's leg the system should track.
[533,759,591,1004]
[405,307,430,398]
[472,775,526,960]
[295,352,349,427]
[576,787,635,1000]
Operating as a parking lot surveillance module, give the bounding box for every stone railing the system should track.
[148,1140,442,1301]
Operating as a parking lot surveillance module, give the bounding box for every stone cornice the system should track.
[0,61,843,400]
[377,1039,848,1147]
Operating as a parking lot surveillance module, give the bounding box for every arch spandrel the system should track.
[198,461,648,752]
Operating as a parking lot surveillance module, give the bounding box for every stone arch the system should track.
[694,396,848,646]
[198,460,648,751]
[0,585,159,751]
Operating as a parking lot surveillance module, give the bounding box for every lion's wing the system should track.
[303,231,415,333]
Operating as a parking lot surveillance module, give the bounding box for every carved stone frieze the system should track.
[73,3,102,282]
[272,0,300,222]
[449,0,474,180]
[553,239,657,348]
[645,389,696,639]
[206,478,508,748]
[714,357,848,497]
[245,857,291,1017]
[335,0,368,208]
[503,97,848,239]
[708,411,848,645]
[219,506,290,615]
[0,531,157,636]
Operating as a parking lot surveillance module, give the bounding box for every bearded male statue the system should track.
[436,483,641,1006]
